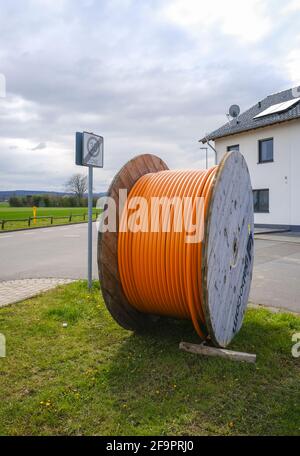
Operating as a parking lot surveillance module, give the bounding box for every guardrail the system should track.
[0,211,101,230]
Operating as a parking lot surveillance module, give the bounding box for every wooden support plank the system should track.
[179,341,256,364]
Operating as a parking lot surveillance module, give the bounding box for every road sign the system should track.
[82,132,103,167]
[75,131,104,289]
[76,131,104,168]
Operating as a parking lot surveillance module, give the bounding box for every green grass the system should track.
[0,207,99,231]
[0,281,299,436]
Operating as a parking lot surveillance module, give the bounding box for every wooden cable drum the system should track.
[98,151,254,347]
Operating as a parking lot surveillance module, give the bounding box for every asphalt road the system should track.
[0,223,99,282]
[0,224,300,312]
[250,233,300,313]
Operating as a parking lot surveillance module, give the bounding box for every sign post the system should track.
[88,165,93,290]
[75,131,104,289]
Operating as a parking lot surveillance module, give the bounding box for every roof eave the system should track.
[198,116,300,143]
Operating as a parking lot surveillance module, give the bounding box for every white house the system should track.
[200,88,300,231]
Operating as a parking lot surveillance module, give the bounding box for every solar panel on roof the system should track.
[253,97,300,119]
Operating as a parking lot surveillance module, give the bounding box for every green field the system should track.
[0,281,299,436]
[0,207,100,231]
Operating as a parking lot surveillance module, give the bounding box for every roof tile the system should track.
[200,88,300,142]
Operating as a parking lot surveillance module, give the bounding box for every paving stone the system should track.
[0,278,75,308]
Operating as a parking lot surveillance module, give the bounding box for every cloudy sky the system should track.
[0,0,299,192]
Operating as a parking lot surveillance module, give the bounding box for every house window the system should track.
[258,138,273,163]
[227,144,240,152]
[253,189,269,213]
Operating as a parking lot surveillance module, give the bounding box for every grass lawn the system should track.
[0,281,299,436]
[0,207,100,231]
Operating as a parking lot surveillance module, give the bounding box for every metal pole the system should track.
[204,138,218,165]
[88,165,93,289]
[200,147,208,169]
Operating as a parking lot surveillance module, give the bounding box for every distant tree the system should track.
[32,195,41,207]
[20,196,30,207]
[65,174,87,200]
[9,196,22,207]
[43,195,50,207]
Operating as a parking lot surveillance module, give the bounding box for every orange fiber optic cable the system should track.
[118,167,217,339]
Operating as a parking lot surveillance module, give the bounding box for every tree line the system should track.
[9,174,98,207]
[8,194,98,208]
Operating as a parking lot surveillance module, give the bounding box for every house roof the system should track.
[199,88,300,143]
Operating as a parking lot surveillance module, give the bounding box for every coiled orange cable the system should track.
[118,166,218,338]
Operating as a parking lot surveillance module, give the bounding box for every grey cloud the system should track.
[30,142,47,151]
[0,0,299,192]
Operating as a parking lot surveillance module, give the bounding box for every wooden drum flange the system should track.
[97,154,168,331]
[201,151,254,347]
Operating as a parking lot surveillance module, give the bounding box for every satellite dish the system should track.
[229,104,240,118]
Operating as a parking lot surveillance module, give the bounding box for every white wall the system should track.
[214,119,300,227]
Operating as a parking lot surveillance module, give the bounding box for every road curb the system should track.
[248,302,300,316]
